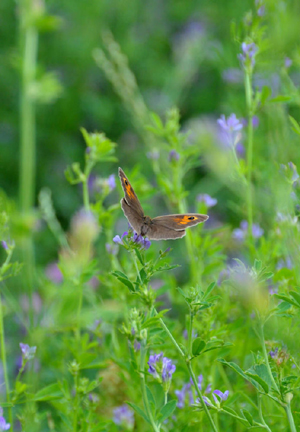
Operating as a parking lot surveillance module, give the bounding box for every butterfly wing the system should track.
[146,223,186,240]
[118,167,145,217]
[120,198,144,234]
[152,214,208,230]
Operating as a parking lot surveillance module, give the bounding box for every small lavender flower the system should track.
[197,194,217,208]
[238,42,258,68]
[222,68,243,84]
[45,262,63,284]
[168,150,180,162]
[132,232,151,250]
[269,348,279,359]
[256,0,265,16]
[19,343,36,361]
[276,257,293,270]
[183,329,198,340]
[0,411,10,431]
[217,114,243,148]
[113,405,134,429]
[113,231,128,245]
[107,174,116,191]
[205,383,212,393]
[148,353,176,383]
[268,285,278,295]
[288,162,299,182]
[1,241,8,251]
[217,268,231,286]
[175,383,194,408]
[212,390,229,404]
[284,57,292,68]
[197,396,212,406]
[232,220,264,240]
[105,243,118,255]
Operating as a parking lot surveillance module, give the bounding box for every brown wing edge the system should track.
[152,214,209,231]
[118,167,144,217]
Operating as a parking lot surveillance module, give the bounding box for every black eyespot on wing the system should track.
[188,216,195,220]
[125,179,128,185]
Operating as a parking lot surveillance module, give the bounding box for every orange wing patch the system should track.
[175,215,197,225]
[124,180,135,198]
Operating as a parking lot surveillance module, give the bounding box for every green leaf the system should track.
[159,400,177,422]
[218,359,260,390]
[289,116,300,136]
[289,291,300,306]
[192,338,206,356]
[146,386,156,410]
[126,402,151,425]
[260,86,272,105]
[203,282,216,300]
[274,294,299,308]
[33,383,63,401]
[254,259,262,272]
[245,372,269,393]
[269,95,292,103]
[111,271,135,292]
[135,249,144,266]
[177,287,187,298]
[241,409,254,425]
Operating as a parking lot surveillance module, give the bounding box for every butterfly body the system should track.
[118,167,208,240]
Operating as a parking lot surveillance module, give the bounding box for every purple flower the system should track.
[168,150,180,162]
[146,150,159,160]
[132,232,151,250]
[255,0,265,16]
[241,116,259,129]
[175,383,194,408]
[19,343,36,361]
[197,194,217,208]
[205,383,212,393]
[113,231,128,245]
[269,348,279,359]
[268,284,278,295]
[0,413,10,431]
[197,396,212,406]
[105,243,118,255]
[288,162,299,182]
[148,353,176,383]
[232,220,264,240]
[238,42,258,68]
[1,241,8,251]
[222,68,243,84]
[212,389,229,403]
[183,329,198,340]
[113,405,134,429]
[107,174,116,191]
[45,262,63,284]
[276,257,293,270]
[284,57,292,68]
[134,340,141,351]
[217,114,243,148]
[217,268,231,286]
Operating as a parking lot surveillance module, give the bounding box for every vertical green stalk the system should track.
[0,297,13,429]
[82,163,93,212]
[244,71,253,239]
[257,395,272,432]
[188,310,194,357]
[19,11,38,212]
[258,320,296,432]
[75,284,83,341]
[140,339,160,432]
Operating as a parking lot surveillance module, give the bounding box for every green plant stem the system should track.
[188,310,194,357]
[0,295,13,429]
[258,394,272,432]
[245,71,253,239]
[284,403,297,432]
[82,163,93,212]
[140,340,160,432]
[154,310,218,432]
[75,284,83,340]
[187,362,219,432]
[19,17,38,212]
[73,373,79,432]
[178,200,198,285]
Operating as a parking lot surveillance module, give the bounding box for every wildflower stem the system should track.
[187,363,219,432]
[178,200,198,285]
[284,403,297,432]
[75,284,83,340]
[155,310,218,432]
[0,295,13,429]
[140,339,160,432]
[188,311,194,357]
[257,320,279,393]
[257,394,272,432]
[82,163,93,212]
[245,71,253,239]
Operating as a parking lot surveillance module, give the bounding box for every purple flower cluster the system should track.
[232,220,264,240]
[113,405,134,429]
[197,194,217,208]
[255,0,265,16]
[238,42,258,68]
[0,408,10,431]
[148,353,176,383]
[217,113,243,148]
[269,347,279,359]
[19,343,37,361]
[1,241,8,251]
[113,230,151,250]
[168,150,180,162]
[201,389,229,407]
[175,374,212,409]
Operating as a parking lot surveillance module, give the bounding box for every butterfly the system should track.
[118,167,208,240]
